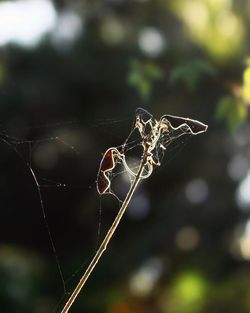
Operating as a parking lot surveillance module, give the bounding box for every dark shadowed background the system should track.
[0,0,250,312]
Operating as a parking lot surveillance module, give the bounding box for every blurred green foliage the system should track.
[0,246,45,313]
[0,0,250,313]
[168,271,208,313]
[243,60,250,104]
[216,95,247,131]
[169,59,217,91]
[216,59,250,130]
[169,0,245,62]
[127,60,163,101]
[0,62,6,83]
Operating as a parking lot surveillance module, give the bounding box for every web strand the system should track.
[0,135,67,294]
[0,109,208,313]
[61,108,208,312]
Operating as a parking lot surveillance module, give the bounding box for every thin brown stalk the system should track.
[61,159,146,313]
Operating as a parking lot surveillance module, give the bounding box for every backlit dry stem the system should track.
[60,159,146,313]
[60,108,208,313]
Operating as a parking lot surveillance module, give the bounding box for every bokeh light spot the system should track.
[51,10,82,50]
[101,17,127,45]
[231,219,250,261]
[138,27,166,57]
[236,170,250,210]
[163,271,207,313]
[0,0,57,47]
[185,178,209,204]
[227,154,249,181]
[175,226,200,251]
[130,258,163,296]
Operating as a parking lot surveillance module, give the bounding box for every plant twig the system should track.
[60,107,208,313]
[61,159,146,313]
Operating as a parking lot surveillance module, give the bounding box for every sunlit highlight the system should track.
[51,11,82,50]
[243,65,250,104]
[236,169,250,210]
[130,258,163,296]
[170,0,244,62]
[138,27,166,57]
[0,0,57,47]
[231,219,250,261]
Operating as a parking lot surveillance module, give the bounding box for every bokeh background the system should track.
[0,0,250,312]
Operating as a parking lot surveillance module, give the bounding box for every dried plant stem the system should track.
[61,159,146,313]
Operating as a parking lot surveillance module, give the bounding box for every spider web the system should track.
[98,115,198,201]
[0,130,77,290]
[0,118,143,312]
[0,112,205,312]
[0,124,96,311]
